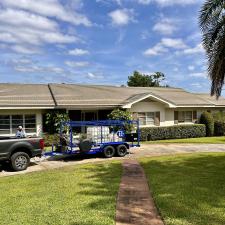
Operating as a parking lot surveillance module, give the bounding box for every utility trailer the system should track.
[45,120,140,158]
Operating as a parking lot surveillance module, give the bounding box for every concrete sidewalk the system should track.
[1,143,225,177]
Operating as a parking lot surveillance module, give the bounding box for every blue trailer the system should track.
[45,120,140,158]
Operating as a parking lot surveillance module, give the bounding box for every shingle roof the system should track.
[195,93,225,106]
[0,83,55,108]
[0,83,224,108]
[49,84,214,107]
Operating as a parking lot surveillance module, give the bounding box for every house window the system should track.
[12,115,23,133]
[178,111,193,123]
[136,112,160,126]
[0,115,10,134]
[24,115,36,133]
[0,114,36,135]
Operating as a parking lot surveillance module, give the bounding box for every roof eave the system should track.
[122,93,176,109]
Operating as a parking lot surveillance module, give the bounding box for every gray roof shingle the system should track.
[0,83,55,107]
[49,84,215,107]
[0,83,224,108]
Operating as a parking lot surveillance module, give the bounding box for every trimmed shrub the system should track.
[43,133,60,147]
[214,121,225,136]
[199,111,214,136]
[213,111,225,123]
[140,124,206,141]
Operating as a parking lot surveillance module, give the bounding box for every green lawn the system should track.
[140,153,225,225]
[144,136,225,144]
[0,161,122,225]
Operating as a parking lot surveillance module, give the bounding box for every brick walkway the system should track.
[116,159,164,225]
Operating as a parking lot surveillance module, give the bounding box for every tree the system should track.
[152,72,165,87]
[127,71,165,87]
[45,109,69,134]
[107,108,133,131]
[199,0,225,98]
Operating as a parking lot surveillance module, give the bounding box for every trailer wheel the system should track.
[10,152,30,171]
[116,145,127,157]
[103,146,115,158]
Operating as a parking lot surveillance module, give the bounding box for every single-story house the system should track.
[0,83,225,136]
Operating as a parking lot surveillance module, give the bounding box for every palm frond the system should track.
[199,0,225,31]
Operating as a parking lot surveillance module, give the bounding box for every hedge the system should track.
[140,124,206,141]
[214,121,225,136]
[199,111,214,136]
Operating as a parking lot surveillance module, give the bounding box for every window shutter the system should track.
[193,111,197,123]
[174,111,178,124]
[154,111,160,126]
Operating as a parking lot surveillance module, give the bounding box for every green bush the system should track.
[107,108,133,131]
[43,133,60,147]
[199,112,214,136]
[140,124,206,141]
[214,121,225,136]
[44,109,69,134]
[213,111,225,123]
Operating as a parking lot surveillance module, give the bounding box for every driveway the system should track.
[1,143,225,177]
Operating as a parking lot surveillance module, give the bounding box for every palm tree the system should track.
[199,0,225,98]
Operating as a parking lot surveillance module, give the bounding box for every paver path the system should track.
[116,159,164,225]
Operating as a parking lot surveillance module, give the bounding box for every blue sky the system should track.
[0,0,212,93]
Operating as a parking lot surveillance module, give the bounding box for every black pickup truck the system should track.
[0,137,44,171]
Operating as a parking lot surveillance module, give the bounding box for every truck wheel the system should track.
[11,152,30,171]
[116,145,127,157]
[103,146,115,158]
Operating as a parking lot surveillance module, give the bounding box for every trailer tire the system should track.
[103,146,115,158]
[116,144,127,157]
[10,152,30,171]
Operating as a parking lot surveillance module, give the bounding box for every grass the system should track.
[140,153,225,225]
[144,136,225,144]
[0,161,122,225]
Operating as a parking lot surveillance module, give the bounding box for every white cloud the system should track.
[190,72,207,78]
[144,43,168,56]
[144,38,187,56]
[10,57,66,73]
[191,83,203,88]
[183,43,205,55]
[153,18,177,35]
[0,6,79,54]
[137,0,200,6]
[0,0,91,26]
[11,45,41,54]
[138,0,151,4]
[109,9,135,26]
[65,60,90,67]
[68,48,90,56]
[188,65,195,71]
[161,38,187,49]
[86,72,104,79]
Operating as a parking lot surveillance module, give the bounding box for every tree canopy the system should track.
[127,71,165,87]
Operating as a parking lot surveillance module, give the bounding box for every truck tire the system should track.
[11,152,30,171]
[116,145,127,157]
[103,146,115,158]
